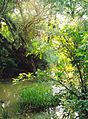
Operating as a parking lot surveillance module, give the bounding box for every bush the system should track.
[19,83,60,113]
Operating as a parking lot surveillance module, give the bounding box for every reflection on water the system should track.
[0,82,20,118]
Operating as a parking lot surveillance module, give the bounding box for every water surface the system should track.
[0,82,52,119]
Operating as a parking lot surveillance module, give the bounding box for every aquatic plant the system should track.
[19,83,60,113]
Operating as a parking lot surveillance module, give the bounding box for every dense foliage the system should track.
[0,0,47,79]
[0,0,88,118]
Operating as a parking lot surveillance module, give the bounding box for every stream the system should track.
[0,82,64,119]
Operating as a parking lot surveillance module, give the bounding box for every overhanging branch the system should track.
[50,78,79,98]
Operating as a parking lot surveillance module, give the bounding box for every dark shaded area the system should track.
[0,33,47,81]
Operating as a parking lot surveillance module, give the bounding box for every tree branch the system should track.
[50,78,79,98]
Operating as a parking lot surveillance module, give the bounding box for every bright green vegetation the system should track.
[19,83,59,113]
[0,0,88,119]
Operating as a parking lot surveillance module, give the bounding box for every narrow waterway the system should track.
[0,82,54,119]
[0,81,65,119]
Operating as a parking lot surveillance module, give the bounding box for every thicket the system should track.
[0,0,88,118]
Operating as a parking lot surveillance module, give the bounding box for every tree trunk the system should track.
[0,33,46,79]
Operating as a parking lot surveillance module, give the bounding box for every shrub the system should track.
[19,83,60,113]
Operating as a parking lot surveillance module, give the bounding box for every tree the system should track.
[40,0,88,118]
[0,0,47,79]
[0,0,88,118]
